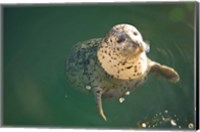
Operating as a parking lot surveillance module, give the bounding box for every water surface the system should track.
[3,2,196,129]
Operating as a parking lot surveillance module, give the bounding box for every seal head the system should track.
[97,24,150,80]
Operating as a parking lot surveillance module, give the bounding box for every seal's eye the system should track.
[117,34,126,43]
[133,31,138,36]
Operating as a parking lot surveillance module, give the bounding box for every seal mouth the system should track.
[120,41,145,57]
[133,41,146,52]
[131,42,140,49]
[127,40,143,51]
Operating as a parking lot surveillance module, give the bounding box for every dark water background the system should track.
[3,2,196,129]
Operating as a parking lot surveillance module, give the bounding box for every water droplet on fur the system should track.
[119,97,125,103]
[85,85,91,90]
[125,91,130,95]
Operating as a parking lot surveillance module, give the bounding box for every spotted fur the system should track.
[65,24,180,121]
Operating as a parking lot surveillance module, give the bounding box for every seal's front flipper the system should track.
[94,87,107,121]
[149,61,180,83]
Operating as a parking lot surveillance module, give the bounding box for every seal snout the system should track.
[131,40,142,48]
[132,43,139,48]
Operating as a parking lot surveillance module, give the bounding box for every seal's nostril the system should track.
[117,34,126,43]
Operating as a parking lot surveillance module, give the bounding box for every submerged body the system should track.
[66,24,180,121]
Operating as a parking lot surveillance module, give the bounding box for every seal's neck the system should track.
[97,43,148,80]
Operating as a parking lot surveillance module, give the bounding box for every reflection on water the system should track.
[137,109,195,129]
[135,38,195,129]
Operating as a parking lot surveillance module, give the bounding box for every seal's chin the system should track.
[120,49,137,58]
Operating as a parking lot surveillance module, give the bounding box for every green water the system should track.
[3,2,196,129]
